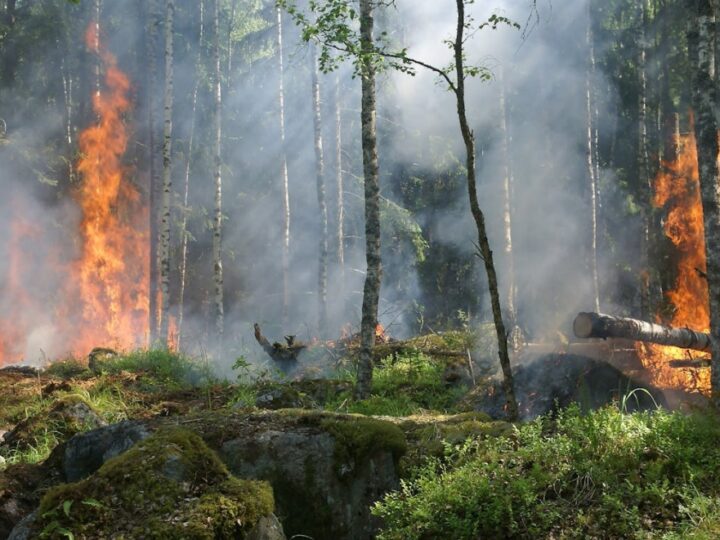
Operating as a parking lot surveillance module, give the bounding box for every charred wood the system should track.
[573,312,712,352]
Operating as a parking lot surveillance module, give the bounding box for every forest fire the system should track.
[0,25,148,366]
[636,127,711,394]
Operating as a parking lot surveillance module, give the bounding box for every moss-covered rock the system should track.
[32,427,276,539]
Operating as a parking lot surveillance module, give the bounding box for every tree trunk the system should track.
[335,73,346,310]
[499,68,520,349]
[311,44,329,336]
[689,0,720,404]
[276,6,291,328]
[638,0,654,319]
[212,0,224,347]
[147,0,160,345]
[158,0,174,345]
[454,0,518,421]
[586,0,601,314]
[574,312,712,352]
[177,0,204,350]
[355,0,381,400]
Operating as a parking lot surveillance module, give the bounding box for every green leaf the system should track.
[81,498,104,508]
[62,500,73,518]
[57,528,75,540]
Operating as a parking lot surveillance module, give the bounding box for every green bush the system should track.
[373,405,720,539]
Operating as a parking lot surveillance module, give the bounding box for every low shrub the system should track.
[373,405,720,539]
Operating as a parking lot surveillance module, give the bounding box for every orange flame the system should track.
[0,24,148,366]
[67,24,149,354]
[637,125,711,393]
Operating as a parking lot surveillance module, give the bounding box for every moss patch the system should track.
[34,427,273,539]
[320,415,407,476]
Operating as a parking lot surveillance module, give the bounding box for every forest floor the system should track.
[1,343,720,539]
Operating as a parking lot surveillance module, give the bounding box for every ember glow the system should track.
[0,25,148,366]
[637,126,711,394]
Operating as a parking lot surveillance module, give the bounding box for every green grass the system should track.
[373,404,720,539]
[327,352,466,416]
[91,349,214,389]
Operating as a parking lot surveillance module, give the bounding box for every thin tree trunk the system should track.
[158,0,174,344]
[212,0,224,347]
[335,73,346,312]
[311,44,329,336]
[177,0,204,350]
[499,68,519,349]
[638,0,653,319]
[355,0,381,400]
[453,0,518,420]
[586,0,601,314]
[147,0,160,345]
[689,0,720,405]
[277,6,291,328]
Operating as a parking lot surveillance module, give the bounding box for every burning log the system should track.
[253,323,307,364]
[573,312,712,352]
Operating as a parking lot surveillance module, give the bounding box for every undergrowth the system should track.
[373,404,720,539]
[328,352,465,416]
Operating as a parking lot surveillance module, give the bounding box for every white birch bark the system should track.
[158,0,174,344]
[277,6,291,327]
[311,44,329,336]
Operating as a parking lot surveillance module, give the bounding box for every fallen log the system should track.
[573,312,712,352]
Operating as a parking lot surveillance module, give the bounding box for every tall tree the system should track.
[146,0,161,345]
[158,0,174,344]
[212,0,225,346]
[177,0,204,350]
[355,0,381,399]
[499,69,520,348]
[451,0,518,420]
[689,0,720,404]
[638,0,653,319]
[277,5,291,327]
[586,0,600,313]
[311,44,329,336]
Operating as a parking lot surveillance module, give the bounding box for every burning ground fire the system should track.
[0,25,148,365]
[637,125,711,394]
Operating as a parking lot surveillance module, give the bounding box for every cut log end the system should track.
[573,312,597,339]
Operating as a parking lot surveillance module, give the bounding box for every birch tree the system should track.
[689,0,720,404]
[277,5,291,327]
[146,0,161,344]
[586,0,600,313]
[158,0,174,344]
[311,44,329,336]
[355,0,381,399]
[212,0,224,345]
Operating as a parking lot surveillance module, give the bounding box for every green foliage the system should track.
[329,352,466,416]
[373,405,720,539]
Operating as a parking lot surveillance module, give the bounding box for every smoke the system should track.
[0,0,634,371]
